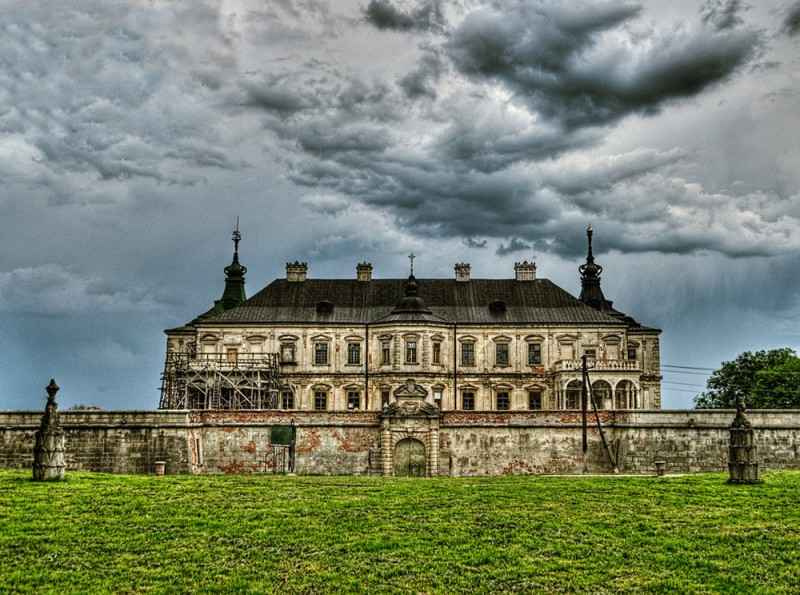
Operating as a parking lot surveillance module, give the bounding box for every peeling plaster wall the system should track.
[2,410,800,476]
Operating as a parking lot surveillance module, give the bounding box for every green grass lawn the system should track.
[1,470,799,594]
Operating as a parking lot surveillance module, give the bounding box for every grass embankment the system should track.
[1,470,798,593]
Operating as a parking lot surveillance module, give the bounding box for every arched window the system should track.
[615,380,637,409]
[565,380,582,409]
[592,380,612,409]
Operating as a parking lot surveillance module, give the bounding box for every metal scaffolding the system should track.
[159,352,281,410]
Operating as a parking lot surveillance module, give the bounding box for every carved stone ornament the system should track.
[32,379,66,481]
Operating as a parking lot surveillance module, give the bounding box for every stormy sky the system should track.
[1,0,799,410]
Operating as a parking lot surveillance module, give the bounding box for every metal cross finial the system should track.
[232,217,241,252]
[409,253,416,274]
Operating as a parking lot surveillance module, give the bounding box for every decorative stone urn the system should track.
[33,379,66,481]
[728,395,759,484]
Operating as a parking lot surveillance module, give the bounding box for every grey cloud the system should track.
[496,238,532,255]
[0,265,165,316]
[701,0,746,32]
[398,52,446,99]
[447,0,760,129]
[0,2,241,188]
[785,1,800,35]
[464,238,488,249]
[364,0,447,33]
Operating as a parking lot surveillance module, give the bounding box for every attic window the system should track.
[489,300,507,313]
[316,300,334,313]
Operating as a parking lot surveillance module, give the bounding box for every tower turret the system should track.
[193,221,248,322]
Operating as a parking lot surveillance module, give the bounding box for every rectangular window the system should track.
[347,391,360,410]
[381,390,391,407]
[314,391,327,410]
[627,348,637,360]
[461,343,475,366]
[314,343,328,365]
[496,391,509,410]
[406,340,417,364]
[584,349,596,360]
[434,390,442,406]
[496,344,509,366]
[432,342,441,364]
[528,343,541,365]
[528,391,542,410]
[281,391,294,409]
[381,342,391,365]
[347,343,361,365]
[226,348,238,362]
[462,391,475,411]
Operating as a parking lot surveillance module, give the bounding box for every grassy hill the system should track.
[2,470,799,593]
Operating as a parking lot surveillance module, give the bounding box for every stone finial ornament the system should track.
[32,379,66,481]
[728,394,759,484]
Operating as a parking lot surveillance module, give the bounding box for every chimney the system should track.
[515,261,536,281]
[356,262,373,282]
[454,263,471,282]
[286,261,308,282]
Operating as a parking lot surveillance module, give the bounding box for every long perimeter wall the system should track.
[2,409,799,476]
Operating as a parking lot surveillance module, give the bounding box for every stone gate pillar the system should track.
[33,379,66,481]
[728,395,759,484]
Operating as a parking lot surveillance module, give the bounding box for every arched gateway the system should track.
[380,379,441,477]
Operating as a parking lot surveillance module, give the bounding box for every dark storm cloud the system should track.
[398,52,447,99]
[701,0,746,31]
[0,2,241,189]
[496,238,532,255]
[364,0,447,33]
[446,0,760,129]
[784,1,800,35]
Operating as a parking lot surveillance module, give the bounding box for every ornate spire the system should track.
[579,226,607,309]
[191,222,248,323]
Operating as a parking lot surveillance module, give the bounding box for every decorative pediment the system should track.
[393,378,428,399]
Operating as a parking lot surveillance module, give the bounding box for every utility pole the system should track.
[581,356,619,474]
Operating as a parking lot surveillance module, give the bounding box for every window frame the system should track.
[496,391,510,410]
[461,342,475,366]
[528,343,542,365]
[495,343,509,366]
[281,391,294,410]
[381,341,391,365]
[528,390,542,410]
[432,341,441,365]
[405,340,418,364]
[314,342,329,365]
[462,391,475,411]
[347,343,361,365]
[314,391,327,410]
[347,390,360,411]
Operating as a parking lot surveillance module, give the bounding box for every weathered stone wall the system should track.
[0,411,192,474]
[3,409,800,476]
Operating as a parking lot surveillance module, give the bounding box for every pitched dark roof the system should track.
[204,278,643,327]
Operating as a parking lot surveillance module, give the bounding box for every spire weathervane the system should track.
[232,217,241,255]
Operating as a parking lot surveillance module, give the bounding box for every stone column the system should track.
[381,422,393,477]
[427,424,439,477]
[728,395,759,484]
[33,379,66,481]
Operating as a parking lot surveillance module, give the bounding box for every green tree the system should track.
[694,348,800,409]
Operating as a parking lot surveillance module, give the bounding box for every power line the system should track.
[663,381,706,389]
[662,364,715,372]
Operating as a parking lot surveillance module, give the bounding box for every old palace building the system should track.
[159,227,662,416]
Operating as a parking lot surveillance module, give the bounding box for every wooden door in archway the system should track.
[394,438,426,477]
